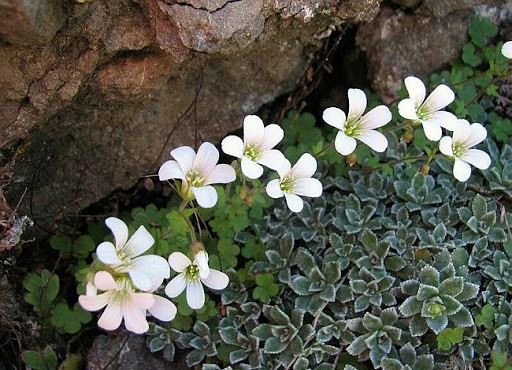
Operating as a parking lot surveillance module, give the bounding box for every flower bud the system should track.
[190,241,205,255]
[419,164,430,175]
[346,153,358,167]
[401,131,414,143]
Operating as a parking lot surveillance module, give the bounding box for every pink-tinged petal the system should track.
[131,255,170,280]
[439,136,453,156]
[206,164,236,185]
[322,107,346,130]
[266,179,284,199]
[462,149,491,170]
[465,123,488,148]
[201,269,229,290]
[86,282,97,296]
[404,76,426,107]
[284,193,304,213]
[94,271,117,291]
[420,120,442,141]
[186,281,205,309]
[122,303,149,334]
[243,115,265,145]
[96,242,122,266]
[194,251,210,279]
[452,119,472,143]
[335,131,357,156]
[357,130,388,152]
[360,105,392,130]
[292,153,317,178]
[221,135,244,158]
[131,293,155,310]
[502,41,512,59]
[170,146,196,174]
[258,149,286,171]
[193,142,219,176]
[129,270,152,292]
[293,178,323,198]
[79,293,110,312]
[261,124,284,150]
[168,252,191,273]
[430,111,458,131]
[347,88,367,120]
[158,160,184,181]
[105,217,128,250]
[98,302,123,331]
[241,157,264,179]
[192,185,218,208]
[397,99,419,120]
[124,225,154,258]
[423,84,455,112]
[165,273,187,298]
[453,159,472,182]
[148,296,177,321]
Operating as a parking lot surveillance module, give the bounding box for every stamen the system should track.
[244,145,261,161]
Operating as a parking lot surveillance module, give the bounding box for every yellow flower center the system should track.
[244,145,261,161]
[186,170,205,187]
[185,264,201,281]
[280,176,296,193]
[344,118,361,137]
[452,142,466,158]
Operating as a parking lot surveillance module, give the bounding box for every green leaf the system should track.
[469,17,498,48]
[475,304,496,330]
[462,43,482,67]
[51,302,92,334]
[253,273,279,303]
[436,327,464,350]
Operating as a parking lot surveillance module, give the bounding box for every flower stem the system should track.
[316,141,335,157]
[382,120,415,134]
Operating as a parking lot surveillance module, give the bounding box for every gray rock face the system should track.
[1,0,381,230]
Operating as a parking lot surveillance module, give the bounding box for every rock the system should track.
[390,0,423,9]
[356,1,505,103]
[1,0,382,232]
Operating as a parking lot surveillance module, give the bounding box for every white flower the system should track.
[398,76,458,141]
[502,41,512,59]
[221,115,286,179]
[439,119,491,182]
[165,251,229,310]
[322,88,391,156]
[95,217,170,292]
[79,271,177,334]
[158,142,236,208]
[266,153,323,212]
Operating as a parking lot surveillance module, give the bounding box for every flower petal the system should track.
[206,164,236,185]
[105,217,128,250]
[404,76,426,107]
[335,131,357,156]
[360,105,392,130]
[170,146,196,174]
[187,281,205,309]
[452,119,471,143]
[243,115,265,145]
[221,135,244,158]
[94,271,118,291]
[322,107,346,130]
[168,252,192,273]
[453,158,472,182]
[193,142,219,176]
[348,88,367,120]
[165,274,187,298]
[192,185,218,208]
[132,255,171,280]
[465,123,488,148]
[293,178,323,197]
[96,242,122,266]
[421,120,442,141]
[429,111,458,131]
[131,293,155,309]
[258,149,286,171]
[284,193,304,213]
[423,84,455,112]
[123,302,149,334]
[266,179,284,199]
[276,159,292,178]
[357,130,388,152]
[439,136,453,156]
[158,160,184,181]
[124,225,154,258]
[129,270,153,291]
[79,293,110,312]
[292,153,317,178]
[241,157,264,179]
[462,149,491,170]
[397,98,419,120]
[194,251,210,279]
[201,269,229,290]
[148,296,177,321]
[98,302,123,331]
[261,124,284,150]
[502,41,512,59]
